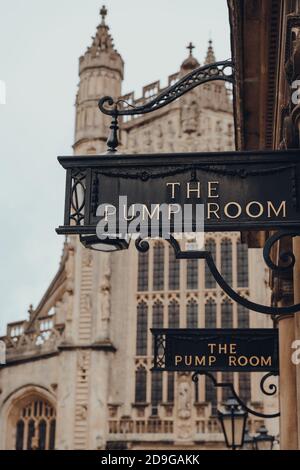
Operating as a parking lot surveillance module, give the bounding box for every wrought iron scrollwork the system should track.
[135,231,300,316]
[192,371,280,418]
[260,372,278,397]
[70,170,86,225]
[98,60,234,152]
[263,230,298,272]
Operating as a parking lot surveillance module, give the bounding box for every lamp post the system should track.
[218,397,248,450]
[243,427,254,450]
[253,425,275,450]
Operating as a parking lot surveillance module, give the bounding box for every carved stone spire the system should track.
[79,6,123,71]
[204,39,216,64]
[75,6,124,154]
[89,6,116,54]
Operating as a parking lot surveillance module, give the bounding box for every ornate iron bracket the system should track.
[135,229,300,316]
[192,371,280,419]
[98,59,234,152]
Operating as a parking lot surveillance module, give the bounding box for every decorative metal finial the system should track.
[187,42,195,55]
[100,5,107,23]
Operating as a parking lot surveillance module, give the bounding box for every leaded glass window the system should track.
[187,259,198,290]
[136,301,148,355]
[205,239,216,288]
[14,398,56,450]
[238,304,249,328]
[153,243,164,291]
[135,366,147,403]
[169,246,180,290]
[221,239,232,285]
[237,240,249,287]
[138,251,149,291]
[221,299,233,328]
[205,299,217,328]
[168,299,180,328]
[187,299,198,328]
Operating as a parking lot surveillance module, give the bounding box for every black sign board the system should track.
[56,149,300,236]
[152,328,279,373]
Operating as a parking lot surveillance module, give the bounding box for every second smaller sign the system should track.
[152,328,279,373]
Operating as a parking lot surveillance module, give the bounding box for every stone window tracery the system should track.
[14,398,56,450]
[135,235,253,420]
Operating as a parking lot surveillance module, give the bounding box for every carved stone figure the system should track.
[178,381,191,419]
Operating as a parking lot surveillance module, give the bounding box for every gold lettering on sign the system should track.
[267,201,286,218]
[246,201,264,218]
[187,182,201,199]
[207,203,220,219]
[261,356,272,367]
[224,202,242,219]
[142,204,160,220]
[175,356,182,365]
[168,204,181,220]
[166,182,180,199]
[195,356,205,366]
[208,181,219,198]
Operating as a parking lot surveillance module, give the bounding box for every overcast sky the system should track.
[0,0,231,334]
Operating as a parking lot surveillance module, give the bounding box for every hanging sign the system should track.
[56,149,300,237]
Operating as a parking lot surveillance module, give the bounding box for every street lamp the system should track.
[80,234,130,252]
[243,427,254,450]
[218,397,248,450]
[253,425,275,450]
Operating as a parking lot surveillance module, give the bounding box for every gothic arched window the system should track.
[152,300,163,353]
[135,366,147,403]
[14,398,56,450]
[205,239,216,288]
[167,372,175,403]
[187,259,198,290]
[168,246,180,290]
[205,374,217,416]
[222,372,234,401]
[205,299,217,328]
[152,301,164,329]
[168,299,180,328]
[187,299,198,328]
[138,251,149,292]
[238,304,249,328]
[221,238,233,285]
[221,299,233,328]
[153,242,165,291]
[136,301,148,356]
[239,373,251,404]
[16,420,24,450]
[151,371,163,415]
[237,240,249,287]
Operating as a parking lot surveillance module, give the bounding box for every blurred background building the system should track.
[0,7,277,450]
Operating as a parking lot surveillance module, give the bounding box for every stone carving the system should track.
[178,381,191,419]
[156,124,164,150]
[99,254,112,337]
[100,274,111,322]
[78,404,88,421]
[143,129,152,150]
[166,120,176,152]
[82,247,93,267]
[177,423,193,440]
[181,99,198,134]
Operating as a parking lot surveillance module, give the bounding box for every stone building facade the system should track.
[0,8,276,450]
